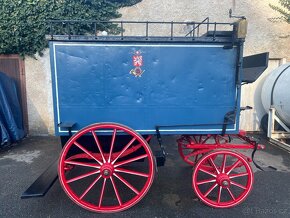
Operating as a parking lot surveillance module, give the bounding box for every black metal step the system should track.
[21,159,58,199]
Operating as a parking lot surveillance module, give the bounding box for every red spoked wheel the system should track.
[58,123,155,213]
[192,150,253,208]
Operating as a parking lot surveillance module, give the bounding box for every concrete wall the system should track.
[25,50,54,135]
[24,0,290,135]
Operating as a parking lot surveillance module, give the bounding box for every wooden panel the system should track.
[0,55,28,135]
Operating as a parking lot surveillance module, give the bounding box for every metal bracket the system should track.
[229,9,246,19]
[58,122,76,136]
[155,126,166,167]
[222,110,236,135]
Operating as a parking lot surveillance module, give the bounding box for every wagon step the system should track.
[21,159,58,199]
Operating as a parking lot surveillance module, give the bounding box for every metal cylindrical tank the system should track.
[261,63,290,126]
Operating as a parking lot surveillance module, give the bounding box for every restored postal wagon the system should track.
[22,17,268,213]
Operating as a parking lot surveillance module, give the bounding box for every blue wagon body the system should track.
[50,42,240,135]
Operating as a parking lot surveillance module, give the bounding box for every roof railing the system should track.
[47,19,236,42]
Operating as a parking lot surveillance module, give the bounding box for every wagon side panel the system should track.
[50,42,240,135]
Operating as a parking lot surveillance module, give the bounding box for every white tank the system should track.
[261,63,290,126]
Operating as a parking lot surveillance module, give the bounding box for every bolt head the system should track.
[103,169,110,176]
[222,180,229,186]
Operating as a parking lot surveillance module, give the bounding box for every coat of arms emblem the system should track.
[130,50,145,77]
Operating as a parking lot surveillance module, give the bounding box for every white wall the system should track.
[24,0,290,135]
[25,50,54,135]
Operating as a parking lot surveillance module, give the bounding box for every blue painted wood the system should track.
[50,42,240,135]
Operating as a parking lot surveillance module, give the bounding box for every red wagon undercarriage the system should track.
[54,123,265,213]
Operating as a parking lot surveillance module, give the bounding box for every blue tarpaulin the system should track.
[0,72,25,147]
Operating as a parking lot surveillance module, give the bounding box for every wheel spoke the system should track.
[199,167,217,178]
[229,172,249,179]
[74,141,103,165]
[196,178,216,185]
[114,173,139,195]
[98,178,107,207]
[64,160,100,169]
[230,181,247,190]
[208,157,220,174]
[91,131,106,163]
[108,129,117,163]
[111,137,136,164]
[204,183,218,197]
[67,170,100,183]
[110,177,123,206]
[221,154,227,173]
[217,186,222,203]
[201,135,210,144]
[80,174,102,199]
[194,154,198,163]
[226,188,236,200]
[226,159,241,175]
[114,154,148,168]
[115,168,149,178]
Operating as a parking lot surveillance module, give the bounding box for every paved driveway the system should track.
[0,135,290,218]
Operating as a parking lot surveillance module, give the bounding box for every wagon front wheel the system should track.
[192,150,253,208]
[58,123,155,213]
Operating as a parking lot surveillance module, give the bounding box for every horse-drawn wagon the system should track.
[22,17,268,213]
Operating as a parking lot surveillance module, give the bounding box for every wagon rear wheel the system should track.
[58,123,155,213]
[192,150,253,208]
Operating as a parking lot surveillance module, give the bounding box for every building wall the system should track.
[25,50,54,135]
[25,0,290,135]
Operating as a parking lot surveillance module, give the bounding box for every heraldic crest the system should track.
[130,50,145,77]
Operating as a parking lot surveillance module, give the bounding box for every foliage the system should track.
[269,0,290,23]
[0,0,142,56]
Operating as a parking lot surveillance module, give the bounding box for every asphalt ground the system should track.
[0,134,290,218]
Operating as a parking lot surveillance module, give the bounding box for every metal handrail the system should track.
[47,19,235,42]
[185,17,209,37]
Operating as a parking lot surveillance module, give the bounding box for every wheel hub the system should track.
[100,163,114,178]
[216,174,230,188]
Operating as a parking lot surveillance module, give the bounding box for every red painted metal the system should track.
[177,132,263,166]
[65,135,152,163]
[192,150,254,208]
[58,123,155,213]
